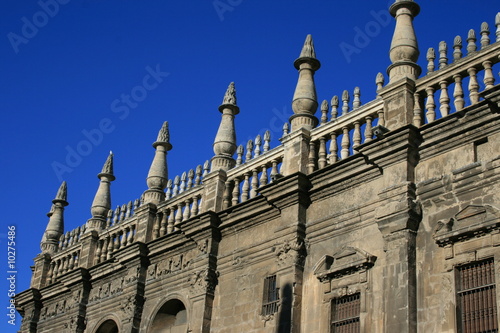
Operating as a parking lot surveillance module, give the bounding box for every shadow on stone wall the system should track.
[277,283,292,333]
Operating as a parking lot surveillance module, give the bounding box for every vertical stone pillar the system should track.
[200,170,227,213]
[378,78,416,130]
[16,289,42,333]
[78,230,99,269]
[134,203,158,243]
[280,128,311,176]
[30,253,51,289]
[375,183,421,333]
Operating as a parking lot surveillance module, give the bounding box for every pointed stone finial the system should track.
[282,123,290,136]
[438,41,448,69]
[376,73,385,93]
[320,100,328,124]
[453,36,462,62]
[342,90,350,115]
[480,22,490,49]
[331,95,339,118]
[212,83,239,171]
[387,0,421,82]
[291,34,321,131]
[496,12,500,42]
[353,87,361,109]
[88,153,116,229]
[263,130,271,152]
[144,122,173,204]
[41,182,69,254]
[467,29,477,54]
[426,47,436,73]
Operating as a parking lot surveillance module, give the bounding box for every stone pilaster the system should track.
[16,289,42,333]
[133,203,158,244]
[378,78,417,130]
[200,169,227,213]
[280,128,311,176]
[30,253,51,289]
[78,230,100,269]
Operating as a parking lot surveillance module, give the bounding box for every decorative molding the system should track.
[313,246,376,282]
[434,204,500,246]
[187,269,219,295]
[275,239,306,268]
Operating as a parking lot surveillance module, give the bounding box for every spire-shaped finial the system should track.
[88,153,116,228]
[496,12,500,42]
[291,34,321,131]
[387,0,421,82]
[41,182,69,254]
[144,122,173,204]
[222,82,237,106]
[212,83,239,171]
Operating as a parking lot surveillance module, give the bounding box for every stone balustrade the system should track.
[46,248,81,284]
[95,216,138,264]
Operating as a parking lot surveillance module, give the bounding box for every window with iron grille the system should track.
[262,275,279,315]
[456,258,498,333]
[331,293,360,333]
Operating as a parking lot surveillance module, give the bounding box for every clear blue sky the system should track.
[0,0,498,331]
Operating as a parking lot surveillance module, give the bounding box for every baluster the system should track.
[120,204,127,221]
[203,160,210,177]
[114,232,121,251]
[353,87,361,109]
[241,173,250,202]
[69,230,75,246]
[483,60,495,89]
[134,198,140,210]
[232,178,241,206]
[259,165,268,186]
[195,165,203,185]
[113,206,120,225]
[126,201,133,218]
[425,87,436,123]
[246,140,254,161]
[250,169,259,199]
[167,208,175,233]
[352,121,361,148]
[376,73,384,94]
[67,255,74,271]
[52,260,59,279]
[341,127,350,159]
[95,240,102,264]
[468,67,480,104]
[467,29,477,54]
[282,123,289,136]
[263,130,271,153]
[254,135,262,157]
[480,22,490,49]
[223,180,232,209]
[320,100,328,124]
[236,145,244,166]
[183,199,191,221]
[364,116,373,143]
[342,90,350,115]
[173,175,180,196]
[122,228,129,247]
[187,169,194,189]
[127,225,135,244]
[107,236,115,257]
[453,74,465,111]
[329,132,338,164]
[180,172,187,193]
[47,262,55,283]
[453,36,462,62]
[101,237,109,261]
[439,41,448,69]
[106,210,113,228]
[378,108,385,127]
[496,13,500,42]
[174,203,183,229]
[331,95,339,119]
[191,195,199,216]
[152,213,160,239]
[413,92,423,127]
[439,80,450,117]
[166,179,173,199]
[318,137,327,169]
[307,141,317,173]
[160,209,168,236]
[426,48,435,74]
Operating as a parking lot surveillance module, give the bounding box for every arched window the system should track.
[150,299,188,333]
[96,319,119,333]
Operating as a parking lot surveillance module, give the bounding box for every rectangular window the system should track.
[331,293,360,333]
[456,258,498,333]
[262,275,279,315]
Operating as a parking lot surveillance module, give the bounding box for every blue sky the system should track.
[0,0,498,331]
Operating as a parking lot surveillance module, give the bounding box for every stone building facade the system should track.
[16,1,500,332]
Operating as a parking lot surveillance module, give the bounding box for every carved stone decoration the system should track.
[313,246,377,282]
[120,295,137,318]
[63,315,78,330]
[147,263,157,281]
[156,258,172,278]
[188,269,219,295]
[275,239,306,268]
[124,267,140,285]
[110,277,124,295]
[434,204,500,246]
